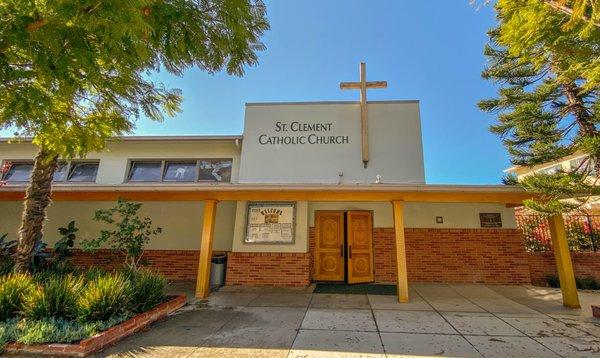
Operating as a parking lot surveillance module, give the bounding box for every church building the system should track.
[0,64,580,307]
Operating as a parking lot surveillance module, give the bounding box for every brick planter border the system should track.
[5,294,187,357]
[593,305,600,318]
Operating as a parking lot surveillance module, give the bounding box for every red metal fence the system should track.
[516,214,600,252]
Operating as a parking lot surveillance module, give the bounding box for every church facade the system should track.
[0,100,536,299]
[0,66,580,305]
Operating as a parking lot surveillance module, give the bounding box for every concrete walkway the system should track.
[98,283,600,357]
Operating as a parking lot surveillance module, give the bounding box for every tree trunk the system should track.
[563,82,596,136]
[562,82,600,175]
[13,148,58,273]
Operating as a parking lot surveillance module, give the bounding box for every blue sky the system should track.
[4,1,508,184]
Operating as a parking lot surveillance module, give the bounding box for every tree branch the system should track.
[543,0,600,27]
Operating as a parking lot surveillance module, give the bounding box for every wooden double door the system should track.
[314,211,374,284]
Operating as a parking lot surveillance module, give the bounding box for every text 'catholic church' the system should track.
[0,64,580,305]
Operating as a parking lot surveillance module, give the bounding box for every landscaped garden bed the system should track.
[3,294,185,357]
[0,269,184,356]
[0,199,186,356]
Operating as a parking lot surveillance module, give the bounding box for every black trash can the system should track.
[210,254,227,288]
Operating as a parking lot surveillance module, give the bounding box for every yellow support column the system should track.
[547,214,580,308]
[195,199,218,299]
[392,200,409,303]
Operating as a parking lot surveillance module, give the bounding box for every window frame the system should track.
[162,160,200,183]
[0,160,34,183]
[536,163,562,175]
[52,161,70,183]
[127,160,165,183]
[125,158,233,184]
[197,158,234,183]
[0,159,100,184]
[63,160,100,183]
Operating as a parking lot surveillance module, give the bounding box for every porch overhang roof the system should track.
[0,183,533,204]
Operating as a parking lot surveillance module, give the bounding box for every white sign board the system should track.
[238,101,425,184]
[245,202,296,244]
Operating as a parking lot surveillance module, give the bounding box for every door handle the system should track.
[349,246,352,259]
[340,245,344,257]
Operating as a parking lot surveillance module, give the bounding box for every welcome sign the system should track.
[245,202,296,244]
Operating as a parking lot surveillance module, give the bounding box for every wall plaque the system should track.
[479,213,502,228]
[245,202,296,244]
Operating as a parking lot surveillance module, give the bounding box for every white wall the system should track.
[0,140,241,185]
[308,202,517,229]
[0,200,517,254]
[231,201,309,253]
[0,201,236,251]
[239,101,425,184]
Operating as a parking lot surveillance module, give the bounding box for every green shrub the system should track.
[82,266,107,282]
[31,260,76,284]
[546,275,600,290]
[0,318,18,351]
[0,314,131,348]
[83,199,162,269]
[0,274,34,321]
[76,273,132,322]
[54,221,78,260]
[0,259,13,277]
[22,275,83,320]
[547,275,560,288]
[126,269,167,313]
[0,234,16,277]
[576,277,600,290]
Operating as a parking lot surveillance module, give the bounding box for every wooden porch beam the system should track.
[547,214,580,308]
[0,189,534,204]
[195,199,218,299]
[392,200,409,303]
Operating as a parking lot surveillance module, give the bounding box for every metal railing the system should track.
[516,214,600,252]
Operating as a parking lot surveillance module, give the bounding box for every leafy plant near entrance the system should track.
[1,221,79,275]
[82,199,162,269]
[0,235,17,276]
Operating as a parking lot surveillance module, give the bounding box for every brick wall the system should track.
[225,252,310,286]
[70,249,202,280]
[67,233,599,288]
[405,228,530,284]
[310,227,532,285]
[527,251,600,285]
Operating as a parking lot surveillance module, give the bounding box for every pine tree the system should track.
[0,0,269,273]
[480,0,600,213]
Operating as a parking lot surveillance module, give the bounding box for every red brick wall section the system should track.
[67,232,600,287]
[405,228,531,284]
[70,249,202,280]
[225,252,310,286]
[527,251,600,285]
[310,227,532,285]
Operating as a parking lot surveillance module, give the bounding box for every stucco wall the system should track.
[308,202,517,229]
[1,200,517,253]
[0,201,236,251]
[239,101,425,184]
[0,140,241,185]
[231,201,309,253]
